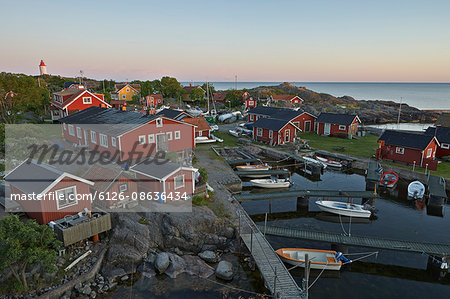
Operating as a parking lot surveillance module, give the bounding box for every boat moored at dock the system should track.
[379,171,399,188]
[276,248,343,270]
[315,156,343,168]
[407,181,425,200]
[315,200,372,218]
[250,178,291,188]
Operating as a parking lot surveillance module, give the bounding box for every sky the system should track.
[1,0,450,82]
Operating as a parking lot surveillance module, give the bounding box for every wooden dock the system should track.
[260,225,450,256]
[235,189,378,202]
[427,175,447,206]
[366,160,382,182]
[237,209,303,298]
[234,169,291,177]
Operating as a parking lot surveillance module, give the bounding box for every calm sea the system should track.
[181,82,450,110]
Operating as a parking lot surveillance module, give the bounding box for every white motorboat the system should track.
[315,200,372,218]
[235,164,270,171]
[303,156,327,169]
[315,156,342,168]
[195,136,216,144]
[210,134,223,142]
[250,178,290,188]
[407,181,425,200]
[229,129,241,137]
[276,248,343,271]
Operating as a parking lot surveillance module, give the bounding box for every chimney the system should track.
[190,83,192,87]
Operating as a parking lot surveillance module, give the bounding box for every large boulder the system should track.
[215,261,233,281]
[164,253,214,279]
[198,250,218,263]
[155,252,170,273]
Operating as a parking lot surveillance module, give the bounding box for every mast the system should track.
[397,97,402,129]
[206,81,210,113]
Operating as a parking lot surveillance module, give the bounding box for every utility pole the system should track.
[235,75,237,90]
[397,97,402,129]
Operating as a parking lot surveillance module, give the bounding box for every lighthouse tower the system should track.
[39,60,47,76]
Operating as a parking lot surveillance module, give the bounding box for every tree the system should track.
[225,89,243,108]
[0,215,61,290]
[190,87,205,103]
[201,83,216,94]
[160,76,184,98]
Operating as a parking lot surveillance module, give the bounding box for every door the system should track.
[324,123,331,135]
[84,129,89,146]
[304,121,311,132]
[156,133,168,152]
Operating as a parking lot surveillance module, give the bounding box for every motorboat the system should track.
[315,156,342,168]
[380,171,399,188]
[303,156,327,169]
[210,134,223,142]
[229,129,241,137]
[276,248,346,271]
[315,200,372,218]
[407,180,425,200]
[250,178,290,188]
[195,136,216,144]
[235,164,270,171]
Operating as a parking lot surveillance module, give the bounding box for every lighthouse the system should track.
[39,60,47,75]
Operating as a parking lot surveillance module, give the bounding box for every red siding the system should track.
[317,118,358,137]
[94,176,138,207]
[378,139,438,170]
[66,91,108,114]
[435,143,450,158]
[253,123,297,145]
[290,113,316,133]
[135,169,195,200]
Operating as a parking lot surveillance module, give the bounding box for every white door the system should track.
[324,123,331,135]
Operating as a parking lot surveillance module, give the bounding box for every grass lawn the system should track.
[383,160,450,179]
[301,133,379,159]
[211,131,239,147]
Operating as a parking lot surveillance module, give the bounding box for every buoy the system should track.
[206,194,210,199]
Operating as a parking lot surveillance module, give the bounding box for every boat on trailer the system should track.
[250,178,290,188]
[315,156,343,168]
[195,136,216,144]
[407,180,425,200]
[315,200,372,218]
[380,171,399,188]
[276,248,343,271]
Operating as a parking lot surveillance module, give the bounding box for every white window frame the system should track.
[91,131,97,143]
[339,125,346,131]
[250,115,254,121]
[442,143,450,149]
[167,131,173,141]
[118,183,128,192]
[63,123,66,130]
[68,124,75,136]
[156,118,163,127]
[175,131,181,140]
[148,134,155,143]
[257,128,263,137]
[76,127,82,138]
[122,94,126,99]
[426,148,432,158]
[174,174,185,189]
[126,88,130,92]
[100,134,108,148]
[248,100,254,106]
[55,186,78,210]
[269,130,273,139]
[395,147,404,154]
[111,137,116,147]
[82,97,92,104]
[139,135,146,144]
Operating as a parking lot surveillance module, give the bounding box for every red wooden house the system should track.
[244,97,257,110]
[377,130,439,170]
[143,94,163,107]
[83,164,137,208]
[270,95,303,107]
[131,158,197,200]
[212,92,227,104]
[59,107,195,162]
[182,117,211,138]
[252,118,300,145]
[50,84,111,121]
[425,126,450,158]
[5,160,94,224]
[316,113,360,138]
[110,100,127,110]
[247,106,316,133]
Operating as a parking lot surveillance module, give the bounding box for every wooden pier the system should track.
[234,169,291,177]
[235,189,378,202]
[237,208,303,298]
[260,225,450,256]
[427,175,447,206]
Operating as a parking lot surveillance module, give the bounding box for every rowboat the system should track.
[380,171,399,188]
[229,129,241,137]
[315,156,342,168]
[195,136,216,144]
[315,200,372,218]
[407,181,425,200]
[276,248,343,271]
[303,156,327,169]
[235,164,270,171]
[210,134,223,142]
[250,178,290,188]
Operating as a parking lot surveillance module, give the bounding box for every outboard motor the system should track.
[336,252,352,264]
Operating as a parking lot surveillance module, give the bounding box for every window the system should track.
[285,130,290,142]
[100,134,108,148]
[111,137,116,147]
[122,94,126,99]
[175,131,181,140]
[257,128,263,137]
[426,148,432,158]
[126,88,130,92]
[174,175,185,189]
[269,130,273,139]
[118,183,128,192]
[63,123,66,130]
[250,115,254,121]
[167,132,173,141]
[139,135,146,144]
[76,127,82,138]
[396,147,404,154]
[148,134,155,143]
[68,124,75,136]
[339,125,346,131]
[56,186,77,210]
[442,143,450,149]
[91,131,97,143]
[82,97,92,104]
[248,100,254,106]
[156,118,163,127]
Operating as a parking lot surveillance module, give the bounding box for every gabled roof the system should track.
[183,117,211,131]
[247,106,314,121]
[379,130,438,150]
[213,92,227,102]
[131,158,195,180]
[114,83,141,93]
[425,126,450,143]
[271,95,303,102]
[156,108,190,120]
[5,159,93,195]
[83,164,134,193]
[252,118,299,132]
[52,89,110,109]
[146,94,163,100]
[183,85,205,94]
[316,113,360,125]
[435,113,450,127]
